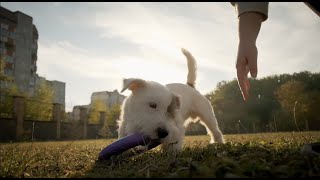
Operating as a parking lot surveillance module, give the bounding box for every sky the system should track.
[1,2,320,112]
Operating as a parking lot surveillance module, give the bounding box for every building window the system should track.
[0,36,8,42]
[4,68,13,76]
[8,32,16,39]
[5,62,13,69]
[0,47,6,55]
[0,23,9,30]
[7,56,13,63]
[8,25,15,32]
[0,29,7,35]
[7,38,15,45]
[6,50,13,56]
[0,29,9,36]
[5,45,15,52]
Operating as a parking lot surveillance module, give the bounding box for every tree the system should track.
[0,57,13,83]
[106,104,121,128]
[25,81,54,121]
[1,57,25,119]
[275,80,310,131]
[304,90,320,130]
[275,80,306,113]
[208,79,248,134]
[0,81,24,119]
[88,99,107,124]
[207,72,320,133]
[99,104,121,137]
[98,104,121,138]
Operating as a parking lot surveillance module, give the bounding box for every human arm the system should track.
[230,2,269,100]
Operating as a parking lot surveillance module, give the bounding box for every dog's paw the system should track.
[162,141,182,154]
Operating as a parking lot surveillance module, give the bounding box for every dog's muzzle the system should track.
[156,127,168,138]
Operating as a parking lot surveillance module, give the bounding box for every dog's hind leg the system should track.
[194,97,225,144]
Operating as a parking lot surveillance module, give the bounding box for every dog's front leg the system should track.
[162,139,183,154]
[161,123,185,153]
[117,120,127,138]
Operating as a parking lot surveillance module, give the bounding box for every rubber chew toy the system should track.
[99,133,161,160]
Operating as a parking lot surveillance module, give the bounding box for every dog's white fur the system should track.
[118,48,225,153]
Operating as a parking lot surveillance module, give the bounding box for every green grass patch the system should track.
[1,131,320,178]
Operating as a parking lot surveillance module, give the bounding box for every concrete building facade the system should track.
[90,89,126,109]
[72,105,90,122]
[35,74,65,105]
[0,6,38,94]
[0,6,65,106]
[71,90,126,122]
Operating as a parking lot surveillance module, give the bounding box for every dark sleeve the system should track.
[230,2,269,22]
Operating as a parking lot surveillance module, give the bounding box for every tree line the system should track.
[205,71,320,134]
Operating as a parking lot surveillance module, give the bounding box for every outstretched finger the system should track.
[248,47,258,78]
[237,64,249,101]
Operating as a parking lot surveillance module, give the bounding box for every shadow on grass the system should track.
[76,142,320,178]
[76,150,170,178]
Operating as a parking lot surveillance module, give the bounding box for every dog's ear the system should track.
[121,78,146,93]
[172,94,181,110]
[167,94,180,118]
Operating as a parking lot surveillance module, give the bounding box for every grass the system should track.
[1,131,320,178]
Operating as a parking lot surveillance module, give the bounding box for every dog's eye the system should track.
[149,102,157,109]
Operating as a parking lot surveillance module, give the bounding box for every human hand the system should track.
[236,12,263,101]
[236,41,258,101]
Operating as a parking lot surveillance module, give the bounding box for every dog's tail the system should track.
[181,48,197,88]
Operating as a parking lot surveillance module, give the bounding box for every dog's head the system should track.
[120,78,181,140]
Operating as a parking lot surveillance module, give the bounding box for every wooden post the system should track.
[53,103,61,140]
[252,122,256,133]
[13,96,25,140]
[236,123,240,134]
[305,118,309,131]
[99,111,106,126]
[80,107,87,139]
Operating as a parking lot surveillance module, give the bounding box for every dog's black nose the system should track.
[157,127,168,138]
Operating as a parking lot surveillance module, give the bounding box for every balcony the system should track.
[0,54,13,63]
[0,36,8,43]
[8,32,16,39]
[32,43,38,50]
[32,53,37,60]
[0,47,6,55]
[30,65,37,75]
[8,25,16,32]
[6,49,14,56]
[0,28,9,37]
[0,23,8,30]
[4,62,14,70]
[6,38,15,45]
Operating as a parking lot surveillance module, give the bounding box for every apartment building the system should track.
[0,6,65,106]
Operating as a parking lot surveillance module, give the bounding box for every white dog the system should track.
[118,48,225,153]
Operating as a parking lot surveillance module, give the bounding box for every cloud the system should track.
[36,40,192,111]
[257,2,320,77]
[14,2,320,111]
[38,41,122,79]
[37,41,124,111]
[85,3,240,94]
[90,2,237,70]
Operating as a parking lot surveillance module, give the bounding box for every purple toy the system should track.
[99,133,161,160]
